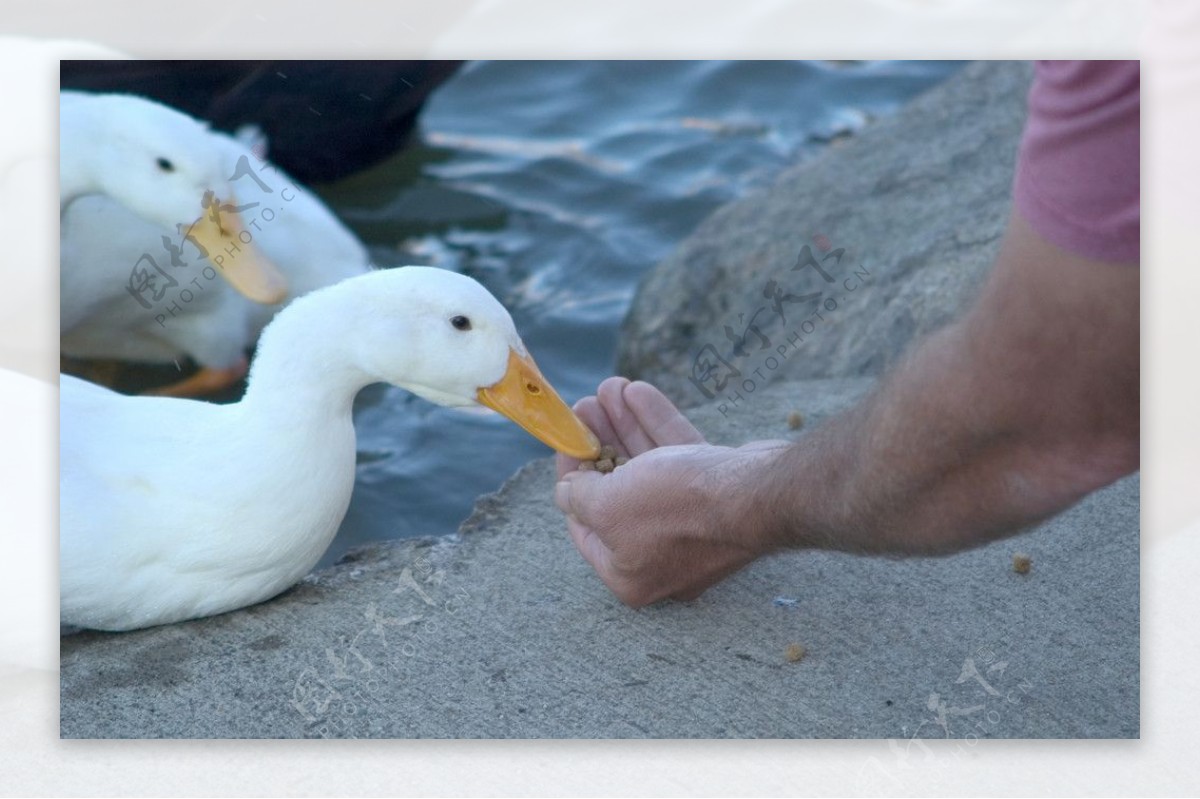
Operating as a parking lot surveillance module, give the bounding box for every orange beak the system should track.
[184,193,288,304]
[477,349,601,460]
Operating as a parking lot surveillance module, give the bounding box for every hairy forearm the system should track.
[734,214,1140,556]
[748,324,1078,554]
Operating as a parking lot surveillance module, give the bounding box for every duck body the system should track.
[60,267,600,631]
[60,374,357,630]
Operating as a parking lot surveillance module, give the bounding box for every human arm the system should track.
[743,211,1139,555]
[554,211,1139,606]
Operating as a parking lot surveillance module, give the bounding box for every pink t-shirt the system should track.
[1013,60,1140,263]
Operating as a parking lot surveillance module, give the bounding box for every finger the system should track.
[558,480,635,602]
[624,381,705,447]
[554,470,603,523]
[554,477,574,516]
[555,451,575,481]
[563,514,616,581]
[598,377,660,456]
[555,470,623,548]
[556,394,629,478]
[594,377,633,457]
[575,395,621,450]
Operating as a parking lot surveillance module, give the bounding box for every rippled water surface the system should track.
[314,60,965,565]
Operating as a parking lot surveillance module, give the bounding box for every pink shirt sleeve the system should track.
[1013,60,1140,263]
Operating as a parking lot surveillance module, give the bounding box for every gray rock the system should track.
[60,376,1138,739]
[617,61,1034,408]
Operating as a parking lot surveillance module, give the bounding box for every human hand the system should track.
[554,377,789,607]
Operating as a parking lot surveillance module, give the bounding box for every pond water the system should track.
[313,60,965,566]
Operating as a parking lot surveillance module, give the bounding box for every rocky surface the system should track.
[60,376,1138,739]
[617,61,1034,407]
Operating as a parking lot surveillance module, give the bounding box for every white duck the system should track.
[61,266,601,632]
[60,91,289,394]
[60,124,370,395]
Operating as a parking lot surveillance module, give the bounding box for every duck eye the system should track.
[155,157,175,173]
[450,315,472,331]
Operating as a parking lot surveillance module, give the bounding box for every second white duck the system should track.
[61,128,370,394]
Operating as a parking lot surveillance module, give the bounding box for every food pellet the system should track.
[1012,553,1032,575]
[787,411,804,430]
[578,444,629,474]
[785,643,806,663]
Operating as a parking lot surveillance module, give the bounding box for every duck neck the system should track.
[59,99,101,210]
[59,139,92,212]
[238,291,380,425]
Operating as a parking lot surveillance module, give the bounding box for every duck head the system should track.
[61,92,288,304]
[345,267,601,459]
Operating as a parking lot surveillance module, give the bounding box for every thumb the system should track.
[554,470,606,524]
